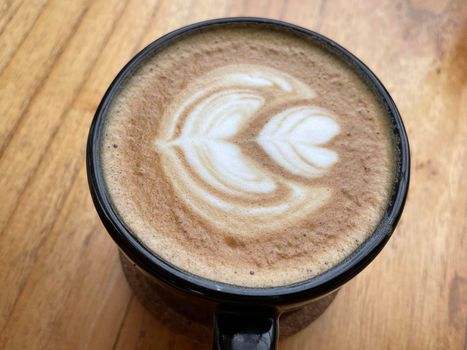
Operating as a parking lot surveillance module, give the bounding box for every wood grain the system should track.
[0,0,465,349]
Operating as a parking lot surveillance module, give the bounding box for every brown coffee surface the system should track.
[101,23,396,287]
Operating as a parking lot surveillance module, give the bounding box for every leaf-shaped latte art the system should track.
[258,106,340,178]
[155,64,340,236]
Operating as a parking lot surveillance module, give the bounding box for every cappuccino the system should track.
[101,23,395,287]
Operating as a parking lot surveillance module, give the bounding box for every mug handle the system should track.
[213,305,278,349]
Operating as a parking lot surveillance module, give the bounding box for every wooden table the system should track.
[0,0,466,349]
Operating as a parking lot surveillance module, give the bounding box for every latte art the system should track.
[155,65,340,235]
[258,106,340,177]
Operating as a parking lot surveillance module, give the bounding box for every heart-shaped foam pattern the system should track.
[155,64,340,236]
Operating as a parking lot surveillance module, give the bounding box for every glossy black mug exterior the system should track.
[86,17,410,349]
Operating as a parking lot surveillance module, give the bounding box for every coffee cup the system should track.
[87,17,410,349]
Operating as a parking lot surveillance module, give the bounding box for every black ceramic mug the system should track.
[86,17,410,350]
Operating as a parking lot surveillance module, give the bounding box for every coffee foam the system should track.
[156,64,340,236]
[101,24,395,287]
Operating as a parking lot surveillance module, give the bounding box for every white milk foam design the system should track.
[155,64,340,236]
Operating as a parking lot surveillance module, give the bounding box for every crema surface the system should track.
[101,23,395,287]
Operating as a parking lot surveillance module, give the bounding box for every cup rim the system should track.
[86,17,410,305]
